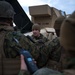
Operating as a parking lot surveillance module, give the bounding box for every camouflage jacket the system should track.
[60,49,75,69]
[45,37,63,71]
[29,35,62,70]
[1,26,62,72]
[31,34,49,48]
[28,34,50,68]
[42,37,75,74]
[28,36,62,70]
[1,26,74,75]
[1,26,51,69]
[0,26,39,75]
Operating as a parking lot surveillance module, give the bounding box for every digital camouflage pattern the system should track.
[0,1,63,75]
[31,33,49,52]
[31,23,62,69]
[31,33,62,70]
[0,25,22,75]
[1,26,62,74]
[45,37,62,71]
[1,25,50,69]
[47,37,61,62]
[31,33,50,68]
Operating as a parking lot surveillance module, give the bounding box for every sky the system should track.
[18,0,75,19]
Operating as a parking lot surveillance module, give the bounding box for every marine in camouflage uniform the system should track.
[44,16,65,71]
[45,37,62,71]
[29,17,65,70]
[0,1,70,75]
[20,15,75,75]
[30,23,62,70]
[5,28,51,69]
[0,1,51,75]
[30,24,50,68]
[60,11,75,75]
[0,1,38,75]
[0,1,22,75]
[19,10,75,75]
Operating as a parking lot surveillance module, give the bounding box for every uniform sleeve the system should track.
[19,35,40,60]
[48,37,61,62]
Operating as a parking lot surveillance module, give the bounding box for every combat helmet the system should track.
[0,1,15,19]
[60,11,75,51]
[54,16,65,36]
[33,68,62,75]
[54,16,65,30]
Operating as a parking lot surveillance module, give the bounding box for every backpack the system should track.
[0,26,20,75]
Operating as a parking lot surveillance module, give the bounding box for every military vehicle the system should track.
[24,27,57,41]
[1,0,66,40]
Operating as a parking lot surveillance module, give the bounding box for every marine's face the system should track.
[32,29,40,37]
